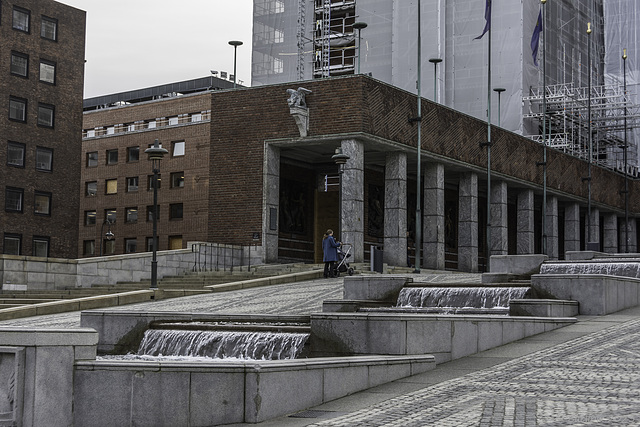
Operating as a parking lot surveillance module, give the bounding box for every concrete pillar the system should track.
[620,218,638,252]
[341,139,365,262]
[458,172,478,272]
[602,213,618,253]
[490,181,508,257]
[586,207,600,250]
[383,152,407,267]
[263,144,280,263]
[517,189,535,254]
[564,202,581,253]
[546,196,559,260]
[423,162,445,270]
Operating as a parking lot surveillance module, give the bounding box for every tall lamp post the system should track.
[623,48,629,252]
[332,147,350,242]
[228,40,243,88]
[429,58,442,102]
[99,219,114,256]
[353,22,368,74]
[493,88,505,127]
[145,139,168,290]
[586,22,593,248]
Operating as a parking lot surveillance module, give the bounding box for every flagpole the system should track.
[414,0,422,273]
[486,5,492,273]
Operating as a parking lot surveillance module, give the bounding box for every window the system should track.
[35,147,53,171]
[127,146,139,162]
[86,181,97,197]
[172,141,185,157]
[125,238,137,254]
[107,149,118,165]
[85,211,96,226]
[87,152,98,167]
[191,113,202,122]
[34,192,51,215]
[10,52,28,77]
[105,209,117,224]
[168,116,178,125]
[169,203,183,220]
[9,97,27,122]
[4,234,22,255]
[148,174,161,190]
[169,235,183,250]
[41,16,58,40]
[32,237,49,257]
[146,120,156,129]
[5,187,23,212]
[39,60,56,84]
[146,237,156,252]
[37,103,54,128]
[7,142,25,167]
[126,207,138,223]
[104,239,116,255]
[146,205,159,221]
[106,126,115,135]
[126,177,139,192]
[12,7,30,32]
[105,179,117,195]
[170,172,185,188]
[83,240,95,256]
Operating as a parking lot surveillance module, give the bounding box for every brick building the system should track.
[81,75,640,271]
[1,0,85,259]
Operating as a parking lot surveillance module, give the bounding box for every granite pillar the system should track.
[383,152,407,267]
[546,196,559,260]
[263,144,280,263]
[602,213,618,253]
[620,218,638,252]
[423,162,445,270]
[517,189,535,254]
[458,172,478,272]
[341,139,365,262]
[490,181,508,257]
[586,207,600,250]
[564,202,581,253]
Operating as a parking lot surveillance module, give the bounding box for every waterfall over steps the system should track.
[396,287,530,310]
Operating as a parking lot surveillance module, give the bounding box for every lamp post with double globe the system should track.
[145,139,168,290]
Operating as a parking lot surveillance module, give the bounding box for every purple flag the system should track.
[531,9,543,66]
[474,0,492,40]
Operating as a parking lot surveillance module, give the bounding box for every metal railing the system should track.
[191,242,256,273]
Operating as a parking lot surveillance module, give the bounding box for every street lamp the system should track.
[353,22,368,74]
[145,139,168,289]
[623,48,629,252]
[586,22,594,249]
[228,40,243,88]
[493,88,505,127]
[428,58,442,102]
[99,219,114,256]
[331,147,350,242]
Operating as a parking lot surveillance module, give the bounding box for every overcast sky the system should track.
[58,1,253,98]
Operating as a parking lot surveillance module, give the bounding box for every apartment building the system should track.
[1,0,86,259]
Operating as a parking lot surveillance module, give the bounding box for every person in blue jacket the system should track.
[322,229,341,278]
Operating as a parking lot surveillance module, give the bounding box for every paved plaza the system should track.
[2,272,639,426]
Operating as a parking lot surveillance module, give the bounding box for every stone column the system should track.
[517,189,535,254]
[490,181,508,257]
[602,213,618,253]
[383,152,407,267]
[263,144,280,263]
[458,172,478,272]
[546,196,559,260]
[586,207,600,250]
[564,202,581,253]
[620,218,638,252]
[341,139,365,262]
[423,162,445,270]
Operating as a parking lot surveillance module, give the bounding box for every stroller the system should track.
[333,243,354,277]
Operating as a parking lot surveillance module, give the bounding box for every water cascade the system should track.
[539,261,640,278]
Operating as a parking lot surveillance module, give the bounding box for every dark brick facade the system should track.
[0,0,85,258]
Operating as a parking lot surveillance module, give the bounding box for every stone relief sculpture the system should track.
[287,87,312,137]
[286,87,312,108]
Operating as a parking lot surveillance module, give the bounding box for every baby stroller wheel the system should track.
[348,267,354,276]
[335,270,340,277]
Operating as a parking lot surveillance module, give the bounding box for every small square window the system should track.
[36,147,53,171]
[105,179,118,195]
[5,187,23,212]
[146,120,156,129]
[105,209,117,223]
[125,238,137,254]
[32,237,49,257]
[87,152,98,167]
[148,174,161,190]
[10,52,29,77]
[34,192,51,215]
[86,181,97,197]
[9,97,27,122]
[37,104,54,128]
[171,172,185,188]
[4,234,22,255]
[13,7,30,32]
[104,239,116,256]
[169,235,183,250]
[168,116,179,125]
[83,240,95,256]
[85,211,96,226]
[126,207,138,223]
[127,146,139,162]
[169,203,183,220]
[191,113,202,122]
[39,61,56,84]
[7,142,25,167]
[172,141,185,157]
[147,205,160,221]
[107,149,118,165]
[41,16,58,40]
[127,177,139,192]
[146,237,156,252]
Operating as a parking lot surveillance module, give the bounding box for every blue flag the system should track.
[474,0,492,40]
[531,9,543,66]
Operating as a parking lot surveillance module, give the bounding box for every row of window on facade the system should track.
[85,172,184,196]
[84,204,184,226]
[5,187,52,216]
[11,5,58,41]
[9,97,55,127]
[11,51,56,84]
[83,113,209,138]
[6,143,53,171]
[83,235,183,256]
[3,234,50,257]
[85,141,185,168]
